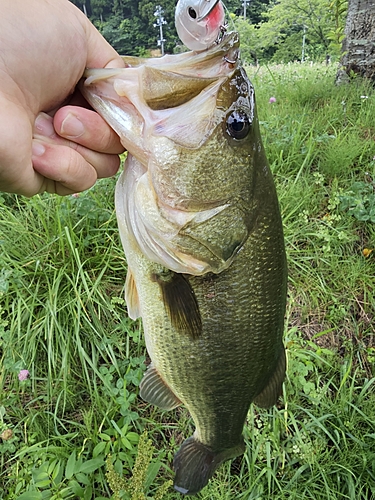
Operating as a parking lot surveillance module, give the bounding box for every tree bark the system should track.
[336,0,375,83]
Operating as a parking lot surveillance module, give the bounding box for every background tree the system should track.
[225,0,272,24]
[138,0,179,52]
[241,0,346,63]
[337,0,375,81]
[69,0,348,63]
[235,0,347,63]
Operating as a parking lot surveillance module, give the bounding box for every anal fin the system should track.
[139,364,181,410]
[254,347,286,408]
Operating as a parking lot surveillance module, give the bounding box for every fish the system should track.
[175,0,225,51]
[81,31,287,496]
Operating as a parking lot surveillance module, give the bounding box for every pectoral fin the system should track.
[139,364,181,410]
[125,269,141,320]
[254,347,286,408]
[151,271,202,339]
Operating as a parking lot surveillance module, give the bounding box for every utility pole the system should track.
[301,25,307,62]
[243,0,250,20]
[154,5,167,56]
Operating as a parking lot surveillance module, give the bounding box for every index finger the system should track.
[53,107,125,155]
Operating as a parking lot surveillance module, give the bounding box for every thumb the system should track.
[81,14,125,69]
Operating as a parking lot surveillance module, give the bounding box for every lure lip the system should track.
[196,0,221,22]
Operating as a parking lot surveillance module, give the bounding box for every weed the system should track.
[1,63,375,499]
[339,179,375,222]
[106,432,172,500]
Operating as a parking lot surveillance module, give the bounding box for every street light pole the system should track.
[243,0,250,20]
[154,5,167,56]
[301,25,307,62]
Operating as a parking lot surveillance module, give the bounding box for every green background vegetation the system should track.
[1,62,374,498]
[70,0,348,63]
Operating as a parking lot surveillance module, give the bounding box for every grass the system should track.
[1,62,375,499]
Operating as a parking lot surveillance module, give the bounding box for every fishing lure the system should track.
[175,0,225,51]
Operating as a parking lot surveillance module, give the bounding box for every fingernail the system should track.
[32,141,46,157]
[60,113,85,139]
[34,113,55,137]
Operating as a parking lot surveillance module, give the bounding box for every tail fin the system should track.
[173,436,245,495]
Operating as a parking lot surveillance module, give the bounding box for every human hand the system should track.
[0,0,126,196]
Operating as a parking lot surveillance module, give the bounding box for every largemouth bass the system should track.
[82,32,287,495]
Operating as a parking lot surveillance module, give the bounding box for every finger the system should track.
[53,106,124,154]
[32,139,120,195]
[34,112,121,180]
[0,96,43,196]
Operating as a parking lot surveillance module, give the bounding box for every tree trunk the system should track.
[336,0,375,83]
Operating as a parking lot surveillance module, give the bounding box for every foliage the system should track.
[69,0,347,63]
[327,0,348,51]
[95,15,152,56]
[339,179,375,222]
[106,432,172,499]
[232,0,348,63]
[224,0,273,24]
[1,63,375,499]
[228,16,261,65]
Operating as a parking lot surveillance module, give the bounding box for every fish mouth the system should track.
[171,30,240,72]
[82,31,241,155]
[84,31,240,82]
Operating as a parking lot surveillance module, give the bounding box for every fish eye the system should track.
[188,7,197,19]
[226,110,251,140]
